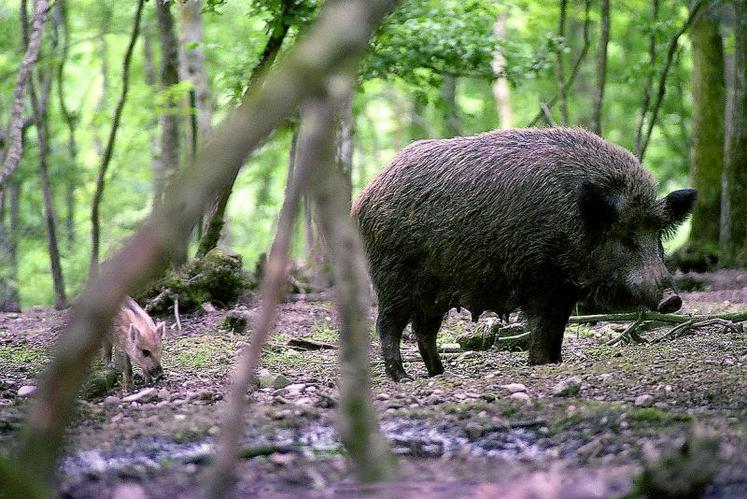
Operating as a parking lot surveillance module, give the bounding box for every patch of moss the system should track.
[0,345,46,364]
[308,324,339,344]
[629,407,691,424]
[171,336,234,369]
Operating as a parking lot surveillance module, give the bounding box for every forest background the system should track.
[0,0,745,310]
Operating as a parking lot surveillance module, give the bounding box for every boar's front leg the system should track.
[525,296,575,366]
[377,303,411,382]
[412,312,445,377]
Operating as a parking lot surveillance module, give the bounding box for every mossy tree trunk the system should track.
[674,5,725,271]
[720,0,747,267]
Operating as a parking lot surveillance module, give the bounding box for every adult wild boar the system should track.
[102,296,165,390]
[352,128,696,381]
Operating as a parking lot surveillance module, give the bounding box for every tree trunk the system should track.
[56,0,78,251]
[441,75,460,138]
[720,0,747,267]
[154,0,181,207]
[0,181,21,312]
[556,0,568,125]
[25,0,67,310]
[491,12,512,129]
[89,0,145,275]
[635,0,659,157]
[142,23,162,207]
[409,93,429,140]
[673,6,725,271]
[196,0,293,257]
[0,0,48,206]
[591,0,610,136]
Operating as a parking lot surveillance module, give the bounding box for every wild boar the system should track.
[352,127,696,381]
[102,296,165,390]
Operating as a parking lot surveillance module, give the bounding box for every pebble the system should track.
[439,343,462,353]
[456,351,478,361]
[464,422,484,440]
[635,394,654,407]
[111,413,124,423]
[510,392,531,402]
[112,483,146,499]
[104,395,121,406]
[272,374,291,389]
[500,383,527,394]
[158,388,170,401]
[284,383,306,394]
[122,388,157,403]
[552,376,582,397]
[17,385,36,397]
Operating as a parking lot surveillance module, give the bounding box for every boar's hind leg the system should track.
[412,312,444,377]
[376,304,411,382]
[525,298,575,366]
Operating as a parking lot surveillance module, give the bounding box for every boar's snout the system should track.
[146,365,164,382]
[657,289,682,314]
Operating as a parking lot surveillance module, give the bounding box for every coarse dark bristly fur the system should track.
[352,127,696,381]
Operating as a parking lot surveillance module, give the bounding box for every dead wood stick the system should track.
[569,310,747,324]
[174,295,182,331]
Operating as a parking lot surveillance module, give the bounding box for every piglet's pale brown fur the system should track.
[102,296,165,391]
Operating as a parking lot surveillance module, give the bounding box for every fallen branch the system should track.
[569,310,747,324]
[287,338,337,350]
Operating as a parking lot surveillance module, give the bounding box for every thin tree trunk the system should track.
[197,0,294,257]
[720,0,747,267]
[441,75,460,138]
[636,1,705,161]
[591,0,610,136]
[154,0,181,207]
[142,23,162,206]
[89,0,145,276]
[14,1,398,489]
[556,0,568,125]
[56,0,77,251]
[675,5,725,270]
[0,181,21,312]
[305,92,396,484]
[177,0,212,140]
[635,0,659,157]
[491,12,512,129]
[93,10,110,158]
[25,0,66,310]
[527,0,591,127]
[0,0,48,206]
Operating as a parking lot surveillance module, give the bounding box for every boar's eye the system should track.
[142,349,151,358]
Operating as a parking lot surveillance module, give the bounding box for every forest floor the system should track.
[1,271,746,498]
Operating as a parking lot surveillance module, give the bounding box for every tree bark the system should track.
[196,0,294,257]
[491,12,512,129]
[591,0,610,136]
[556,0,568,125]
[13,1,398,488]
[154,0,181,208]
[720,0,747,267]
[674,5,725,271]
[55,0,77,251]
[441,75,460,138]
[0,181,21,312]
[89,0,145,275]
[0,0,48,207]
[635,0,659,158]
[142,23,163,207]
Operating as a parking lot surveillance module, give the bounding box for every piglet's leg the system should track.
[101,339,113,366]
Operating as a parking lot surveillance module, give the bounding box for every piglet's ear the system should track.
[577,181,620,231]
[128,324,140,342]
[659,188,697,230]
[156,322,166,340]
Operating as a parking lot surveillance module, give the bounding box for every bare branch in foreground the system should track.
[306,89,396,482]
[12,0,399,487]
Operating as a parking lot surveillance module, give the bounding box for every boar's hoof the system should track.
[657,291,682,314]
[386,369,413,383]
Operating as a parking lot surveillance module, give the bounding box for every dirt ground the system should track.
[0,271,746,498]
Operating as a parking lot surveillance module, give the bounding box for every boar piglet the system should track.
[102,296,165,391]
[352,127,696,381]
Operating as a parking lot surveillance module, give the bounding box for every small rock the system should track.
[17,385,36,397]
[438,343,462,353]
[158,388,170,401]
[123,387,157,403]
[456,351,478,362]
[296,397,314,406]
[272,374,291,389]
[500,383,527,394]
[510,392,531,403]
[111,413,124,423]
[464,422,484,440]
[635,394,654,407]
[156,400,169,408]
[103,395,120,406]
[599,373,613,382]
[284,383,306,394]
[112,483,147,499]
[552,376,582,397]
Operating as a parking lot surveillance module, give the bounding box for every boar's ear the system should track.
[156,321,166,340]
[659,188,697,234]
[577,181,619,231]
[128,324,140,342]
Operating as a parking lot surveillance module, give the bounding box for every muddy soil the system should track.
[0,271,745,498]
